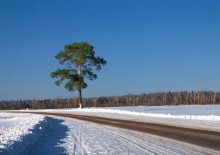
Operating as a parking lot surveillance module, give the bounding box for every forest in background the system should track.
[0,91,220,110]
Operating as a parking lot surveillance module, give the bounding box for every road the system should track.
[24,111,220,152]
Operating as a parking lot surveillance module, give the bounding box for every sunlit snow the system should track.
[0,105,220,154]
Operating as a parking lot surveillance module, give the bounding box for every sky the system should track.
[0,0,220,101]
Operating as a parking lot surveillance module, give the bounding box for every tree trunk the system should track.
[77,65,83,108]
[78,88,83,108]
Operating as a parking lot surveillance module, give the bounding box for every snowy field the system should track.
[1,105,220,154]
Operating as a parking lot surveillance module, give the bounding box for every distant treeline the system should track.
[0,91,220,110]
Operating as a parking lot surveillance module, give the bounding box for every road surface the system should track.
[25,111,220,152]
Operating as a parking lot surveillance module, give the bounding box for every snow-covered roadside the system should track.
[0,111,219,154]
[0,113,47,155]
[48,116,219,155]
[24,115,219,155]
[28,105,220,131]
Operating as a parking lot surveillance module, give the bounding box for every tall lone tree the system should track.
[51,42,107,108]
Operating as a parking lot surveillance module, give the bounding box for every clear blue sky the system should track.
[0,0,220,101]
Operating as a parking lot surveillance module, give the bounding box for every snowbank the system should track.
[0,113,47,155]
[27,105,220,131]
[71,105,220,121]
[34,104,220,121]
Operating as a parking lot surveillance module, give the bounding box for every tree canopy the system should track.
[51,42,107,108]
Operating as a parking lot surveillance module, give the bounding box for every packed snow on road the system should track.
[0,105,220,154]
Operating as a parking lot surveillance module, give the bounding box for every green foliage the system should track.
[51,69,87,92]
[51,42,107,93]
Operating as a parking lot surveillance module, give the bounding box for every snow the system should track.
[1,105,220,154]
[54,119,219,155]
[54,117,218,155]
[0,113,46,154]
[71,105,220,121]
[11,115,218,155]
[35,104,220,131]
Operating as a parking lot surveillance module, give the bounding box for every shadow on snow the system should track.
[0,116,69,155]
[28,117,69,155]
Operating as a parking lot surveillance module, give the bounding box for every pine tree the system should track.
[51,42,107,108]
